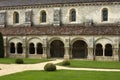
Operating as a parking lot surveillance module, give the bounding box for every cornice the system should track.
[0,2,120,10]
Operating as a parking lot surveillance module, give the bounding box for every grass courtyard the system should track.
[0,70,120,80]
[58,60,120,69]
[0,59,120,80]
[0,58,51,64]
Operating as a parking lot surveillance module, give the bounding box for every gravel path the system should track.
[0,59,120,76]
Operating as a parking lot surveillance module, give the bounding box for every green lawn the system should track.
[0,70,120,80]
[58,60,120,69]
[0,58,51,64]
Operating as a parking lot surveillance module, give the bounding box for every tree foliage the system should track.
[0,32,4,58]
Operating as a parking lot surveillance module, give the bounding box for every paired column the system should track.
[42,47,47,58]
[23,37,27,58]
[113,48,119,61]
[64,46,70,60]
[42,39,48,58]
[87,47,94,60]
[4,37,8,57]
[64,39,70,60]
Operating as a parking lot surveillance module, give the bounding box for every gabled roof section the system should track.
[0,26,120,36]
[0,0,120,7]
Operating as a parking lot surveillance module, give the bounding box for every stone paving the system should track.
[0,59,120,76]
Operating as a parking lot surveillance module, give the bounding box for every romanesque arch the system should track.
[95,44,103,56]
[37,43,43,54]
[105,44,112,56]
[72,40,88,58]
[29,43,35,54]
[50,40,64,58]
[17,42,23,54]
[10,42,15,53]
[13,12,19,23]
[102,8,108,21]
[69,8,76,22]
[8,37,23,54]
[40,10,47,23]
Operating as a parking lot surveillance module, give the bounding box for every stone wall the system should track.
[0,3,120,26]
[3,35,120,61]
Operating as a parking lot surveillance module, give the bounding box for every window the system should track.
[37,43,43,54]
[10,43,15,53]
[13,12,19,23]
[40,11,46,23]
[69,9,76,22]
[17,43,23,54]
[29,43,35,54]
[95,44,103,56]
[105,44,112,56]
[102,8,108,21]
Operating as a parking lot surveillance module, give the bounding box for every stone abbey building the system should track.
[0,0,120,61]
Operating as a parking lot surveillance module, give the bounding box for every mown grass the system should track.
[58,60,120,69]
[0,58,51,64]
[0,70,120,80]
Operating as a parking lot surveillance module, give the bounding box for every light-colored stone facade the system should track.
[0,2,120,26]
[0,1,120,61]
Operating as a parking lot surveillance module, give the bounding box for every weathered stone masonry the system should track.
[0,0,120,61]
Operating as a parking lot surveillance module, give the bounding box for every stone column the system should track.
[15,44,17,54]
[64,38,70,60]
[7,43,10,57]
[4,44,7,57]
[69,46,73,59]
[103,47,105,57]
[3,37,7,57]
[93,47,96,61]
[22,45,26,58]
[64,46,70,60]
[47,46,51,58]
[113,48,119,61]
[87,47,94,60]
[118,47,120,61]
[35,47,37,55]
[42,47,47,58]
[22,37,27,58]
[42,38,49,58]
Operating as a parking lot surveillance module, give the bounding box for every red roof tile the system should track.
[0,25,120,36]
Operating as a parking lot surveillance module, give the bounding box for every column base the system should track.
[113,55,119,61]
[64,54,70,60]
[42,53,47,59]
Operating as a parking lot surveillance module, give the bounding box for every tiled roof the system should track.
[0,0,120,7]
[0,26,120,36]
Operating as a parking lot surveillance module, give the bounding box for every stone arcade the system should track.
[0,0,120,61]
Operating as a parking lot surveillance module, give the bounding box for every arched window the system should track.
[17,43,23,54]
[105,44,112,56]
[13,12,19,23]
[10,43,15,53]
[69,9,76,22]
[40,11,46,23]
[29,43,35,54]
[37,43,43,54]
[102,8,108,21]
[95,44,103,56]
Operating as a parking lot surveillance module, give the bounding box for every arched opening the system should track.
[105,44,112,56]
[37,43,43,54]
[50,40,64,58]
[95,44,103,56]
[17,43,23,54]
[69,9,76,22]
[29,43,35,54]
[10,43,15,53]
[102,8,108,21]
[40,11,46,23]
[13,12,19,23]
[72,40,88,58]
